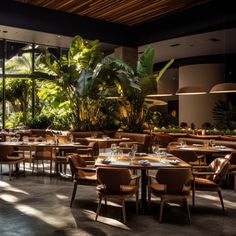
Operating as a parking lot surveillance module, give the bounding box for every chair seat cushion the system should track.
[76,170,96,179]
[151,183,190,195]
[229,164,236,171]
[194,177,218,189]
[2,156,24,164]
[97,184,137,195]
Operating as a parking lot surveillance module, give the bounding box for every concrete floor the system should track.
[0,168,236,236]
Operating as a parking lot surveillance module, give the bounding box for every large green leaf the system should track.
[137,48,154,76]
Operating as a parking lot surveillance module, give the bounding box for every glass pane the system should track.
[5,41,32,75]
[0,41,3,129]
[5,78,32,129]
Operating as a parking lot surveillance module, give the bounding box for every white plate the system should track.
[138,160,150,165]
[169,160,180,165]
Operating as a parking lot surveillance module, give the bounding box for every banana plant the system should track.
[33,35,140,130]
[98,47,174,132]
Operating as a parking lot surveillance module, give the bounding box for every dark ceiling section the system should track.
[132,0,236,46]
[0,0,133,47]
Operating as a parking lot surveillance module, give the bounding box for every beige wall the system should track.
[179,64,226,128]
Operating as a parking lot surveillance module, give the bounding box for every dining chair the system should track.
[95,167,140,224]
[68,154,97,207]
[148,168,192,223]
[192,157,230,213]
[169,149,204,166]
[225,152,236,192]
[32,146,56,175]
[0,145,25,180]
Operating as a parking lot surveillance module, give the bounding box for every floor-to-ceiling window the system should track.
[0,39,67,129]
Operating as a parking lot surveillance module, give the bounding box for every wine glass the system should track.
[128,152,135,164]
[15,133,20,142]
[111,143,117,155]
[131,144,138,154]
[152,145,159,156]
[209,139,215,147]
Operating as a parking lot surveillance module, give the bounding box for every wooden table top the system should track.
[95,153,190,170]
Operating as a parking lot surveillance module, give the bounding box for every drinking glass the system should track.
[152,145,159,156]
[128,152,135,164]
[131,144,138,153]
[209,139,215,147]
[15,133,20,142]
[111,143,117,155]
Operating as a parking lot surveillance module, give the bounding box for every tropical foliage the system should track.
[213,100,236,130]
[2,35,173,132]
[33,36,139,130]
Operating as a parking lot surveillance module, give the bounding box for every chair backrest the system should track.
[88,141,99,156]
[68,154,87,178]
[75,138,90,145]
[156,168,192,194]
[225,152,236,165]
[169,150,198,163]
[97,167,132,193]
[34,146,55,159]
[0,146,15,160]
[208,157,230,183]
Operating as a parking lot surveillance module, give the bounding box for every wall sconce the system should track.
[176,86,207,95]
[209,83,236,93]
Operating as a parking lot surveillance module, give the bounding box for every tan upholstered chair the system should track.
[68,154,97,207]
[192,157,230,213]
[169,149,204,166]
[32,146,56,175]
[225,152,236,192]
[0,146,25,180]
[95,167,140,224]
[148,168,192,223]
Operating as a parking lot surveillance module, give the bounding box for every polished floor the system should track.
[0,167,236,236]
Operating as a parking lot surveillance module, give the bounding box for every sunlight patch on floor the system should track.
[15,204,72,228]
[0,193,19,203]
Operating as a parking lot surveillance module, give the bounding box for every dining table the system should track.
[169,144,235,154]
[95,152,191,212]
[85,137,131,149]
[0,141,89,164]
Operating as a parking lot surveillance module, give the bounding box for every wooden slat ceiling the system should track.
[15,0,210,26]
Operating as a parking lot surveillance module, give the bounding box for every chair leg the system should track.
[234,175,236,192]
[70,181,78,207]
[95,195,102,221]
[136,191,139,215]
[9,164,12,181]
[122,200,126,224]
[32,161,35,173]
[183,198,191,224]
[192,187,195,208]
[42,161,45,174]
[159,199,164,223]
[218,190,225,214]
[148,179,151,209]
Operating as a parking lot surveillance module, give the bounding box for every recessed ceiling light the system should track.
[57,35,61,38]
[170,43,180,47]
[209,38,220,42]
